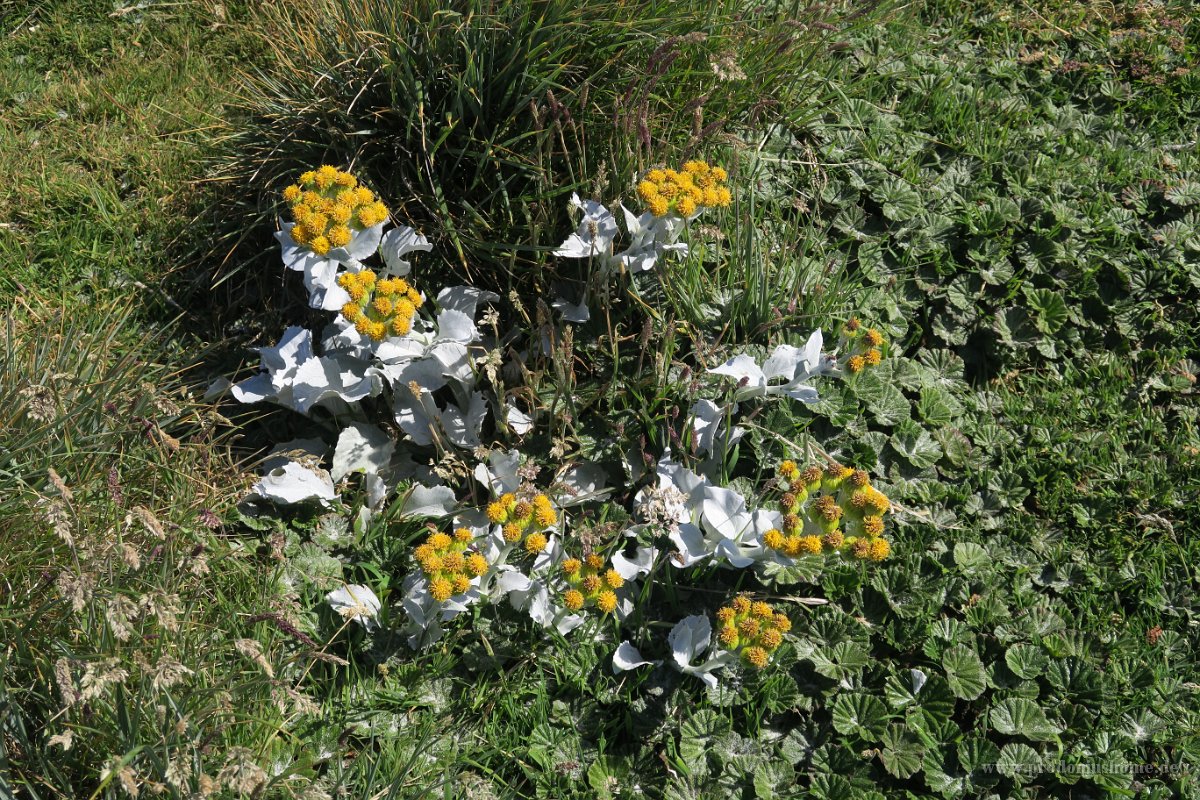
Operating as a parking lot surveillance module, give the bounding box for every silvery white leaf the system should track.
[363,472,389,510]
[398,485,457,518]
[290,354,383,414]
[505,403,534,435]
[668,614,712,672]
[436,286,499,319]
[331,220,386,265]
[701,485,750,540]
[554,193,618,259]
[252,461,337,506]
[326,584,381,631]
[394,388,438,446]
[611,546,658,580]
[556,462,609,506]
[612,642,659,673]
[762,344,805,382]
[668,523,711,567]
[441,391,487,448]
[911,668,928,694]
[230,373,274,404]
[379,355,449,394]
[379,225,431,276]
[259,326,314,374]
[301,256,351,311]
[688,399,725,457]
[434,309,479,344]
[332,423,395,480]
[474,450,522,496]
[429,341,473,386]
[709,353,768,399]
[552,296,591,323]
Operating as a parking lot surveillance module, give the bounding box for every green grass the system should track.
[3,0,1199,798]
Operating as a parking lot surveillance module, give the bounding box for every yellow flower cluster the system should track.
[715,595,791,669]
[485,493,557,555]
[841,318,886,374]
[636,160,732,218]
[282,165,389,256]
[414,528,489,602]
[336,269,424,341]
[762,460,891,562]
[560,553,623,614]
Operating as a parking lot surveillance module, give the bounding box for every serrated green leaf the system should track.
[809,641,870,680]
[952,542,988,572]
[1004,644,1048,680]
[891,423,942,468]
[679,709,731,773]
[831,693,889,740]
[943,645,986,700]
[989,698,1062,742]
[879,724,923,778]
[996,743,1042,781]
[1024,287,1068,334]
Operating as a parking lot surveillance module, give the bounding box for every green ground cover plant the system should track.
[2,1,1197,798]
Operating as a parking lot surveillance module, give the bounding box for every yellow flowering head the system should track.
[742,646,770,669]
[535,505,557,527]
[824,530,845,550]
[799,535,824,555]
[441,551,464,573]
[731,595,752,615]
[737,617,761,639]
[596,591,618,614]
[865,348,883,367]
[563,589,585,611]
[716,607,735,625]
[466,553,488,577]
[850,469,871,488]
[330,203,353,225]
[647,195,669,217]
[337,266,424,341]
[779,460,799,478]
[603,569,625,590]
[718,625,740,647]
[428,532,452,550]
[863,516,884,537]
[585,553,605,570]
[524,532,548,555]
[502,523,523,543]
[283,184,302,203]
[581,574,602,594]
[847,355,866,373]
[759,628,783,651]
[562,557,582,577]
[452,574,472,594]
[454,527,474,544]
[869,538,891,561]
[763,528,785,550]
[864,328,884,347]
[677,195,698,217]
[430,578,453,602]
[751,601,774,620]
[851,538,872,560]
[773,614,791,633]
[486,501,508,523]
[512,501,533,522]
[310,235,331,256]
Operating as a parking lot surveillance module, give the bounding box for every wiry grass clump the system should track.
[206,0,892,307]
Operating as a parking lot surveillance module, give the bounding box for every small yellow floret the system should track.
[466,553,489,576]
[847,355,865,373]
[742,646,769,668]
[865,348,882,366]
[718,626,739,647]
[779,460,798,477]
[646,169,666,183]
[677,196,698,216]
[800,535,824,555]
[581,575,602,594]
[596,591,618,614]
[863,516,884,537]
[430,578,453,602]
[454,527,474,544]
[561,557,582,576]
[283,184,301,203]
[502,523,523,543]
[715,187,732,206]
[648,195,669,217]
[710,166,728,182]
[773,614,791,633]
[334,170,356,188]
[452,574,472,594]
[869,538,891,561]
[328,225,352,248]
[299,170,316,185]
[824,530,845,549]
[310,236,331,255]
[603,569,624,590]
[429,532,452,550]
[486,501,507,523]
[637,181,659,202]
[563,589,585,611]
[759,628,783,650]
[732,595,752,615]
[763,528,785,550]
[535,506,557,526]
[864,328,884,347]
[751,601,774,619]
[585,553,605,570]
[716,607,735,625]
[524,532,548,555]
[512,501,533,521]
[442,552,464,572]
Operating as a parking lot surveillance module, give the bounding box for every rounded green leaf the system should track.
[831,693,890,741]
[943,645,986,701]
